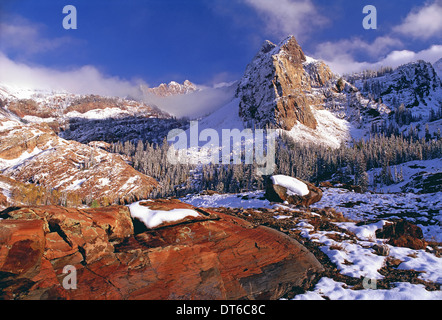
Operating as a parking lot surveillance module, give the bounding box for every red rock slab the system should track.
[0,219,45,278]
[1,203,324,300]
[82,206,134,243]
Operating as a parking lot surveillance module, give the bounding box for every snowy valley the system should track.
[0,34,441,301]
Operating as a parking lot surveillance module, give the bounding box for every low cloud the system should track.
[312,0,442,75]
[0,52,145,97]
[142,83,237,119]
[0,52,237,119]
[314,36,404,62]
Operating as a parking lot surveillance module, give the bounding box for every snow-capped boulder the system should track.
[265,175,322,206]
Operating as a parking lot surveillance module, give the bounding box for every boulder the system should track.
[0,201,324,300]
[375,220,427,250]
[265,175,323,207]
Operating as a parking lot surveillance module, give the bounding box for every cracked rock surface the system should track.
[0,200,323,300]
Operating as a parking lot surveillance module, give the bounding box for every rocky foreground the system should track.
[0,200,324,300]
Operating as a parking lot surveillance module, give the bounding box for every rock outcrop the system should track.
[265,175,323,207]
[237,36,335,131]
[375,220,427,250]
[0,201,324,300]
[233,35,399,149]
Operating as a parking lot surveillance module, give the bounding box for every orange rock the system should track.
[0,219,45,278]
[0,202,324,300]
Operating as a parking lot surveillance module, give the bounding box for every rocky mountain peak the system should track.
[236,35,330,131]
[144,80,198,97]
[278,35,307,63]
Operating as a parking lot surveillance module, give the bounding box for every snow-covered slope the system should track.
[0,82,181,143]
[0,109,158,206]
[353,60,442,117]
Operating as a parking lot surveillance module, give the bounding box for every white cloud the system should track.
[0,17,73,56]
[393,1,442,40]
[242,0,328,39]
[314,36,403,63]
[142,84,237,119]
[312,0,442,75]
[320,45,442,75]
[0,52,237,118]
[0,52,144,97]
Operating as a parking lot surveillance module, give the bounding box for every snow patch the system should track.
[271,175,309,196]
[293,277,442,300]
[128,201,201,229]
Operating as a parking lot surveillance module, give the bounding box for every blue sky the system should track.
[0,0,441,93]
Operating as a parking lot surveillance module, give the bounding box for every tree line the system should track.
[111,129,442,198]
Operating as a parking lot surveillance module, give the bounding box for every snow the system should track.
[65,178,87,191]
[0,146,46,171]
[0,83,58,100]
[312,187,442,242]
[0,120,20,131]
[271,175,309,196]
[98,178,110,187]
[366,158,442,193]
[284,108,351,149]
[195,98,245,133]
[299,220,386,279]
[335,221,388,241]
[0,180,12,202]
[120,176,139,191]
[181,187,442,299]
[390,246,442,283]
[293,277,442,300]
[181,191,273,209]
[22,115,57,123]
[128,201,201,229]
[434,58,442,79]
[304,55,318,65]
[65,108,130,120]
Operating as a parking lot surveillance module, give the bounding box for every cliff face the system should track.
[237,36,334,131]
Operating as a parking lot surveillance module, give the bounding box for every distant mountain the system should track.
[0,83,184,144]
[141,80,199,97]
[0,83,170,121]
